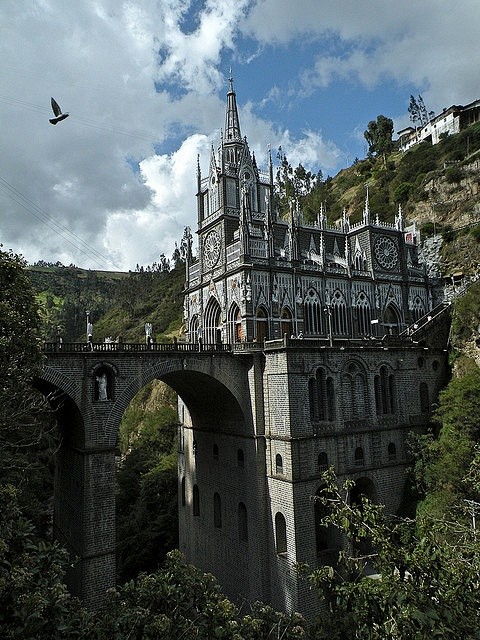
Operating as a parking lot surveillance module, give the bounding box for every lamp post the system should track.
[86,310,93,348]
[324,305,333,347]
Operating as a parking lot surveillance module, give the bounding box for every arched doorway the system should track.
[255,306,269,342]
[280,307,293,338]
[383,304,401,335]
[227,303,242,343]
[204,297,222,344]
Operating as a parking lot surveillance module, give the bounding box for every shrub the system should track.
[445,166,463,184]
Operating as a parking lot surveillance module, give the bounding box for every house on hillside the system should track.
[397,98,480,152]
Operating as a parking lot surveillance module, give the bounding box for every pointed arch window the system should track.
[354,292,373,337]
[412,296,425,322]
[275,512,287,554]
[309,368,335,422]
[275,454,283,475]
[304,289,323,335]
[189,314,199,343]
[238,502,248,542]
[375,366,395,415]
[388,442,397,461]
[354,447,364,467]
[419,382,430,413]
[318,452,328,472]
[314,486,330,555]
[237,448,244,467]
[204,297,222,344]
[213,493,222,528]
[181,477,186,507]
[193,484,200,516]
[341,362,367,419]
[331,290,348,335]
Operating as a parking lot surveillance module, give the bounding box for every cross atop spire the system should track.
[224,72,242,142]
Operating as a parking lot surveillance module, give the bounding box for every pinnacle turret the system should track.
[224,72,242,142]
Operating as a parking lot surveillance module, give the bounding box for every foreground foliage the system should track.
[308,470,480,640]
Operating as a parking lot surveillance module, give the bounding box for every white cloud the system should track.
[2,0,479,272]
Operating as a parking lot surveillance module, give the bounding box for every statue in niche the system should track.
[96,372,108,401]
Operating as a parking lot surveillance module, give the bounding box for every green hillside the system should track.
[28,261,185,344]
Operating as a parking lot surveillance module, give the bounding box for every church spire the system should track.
[224,71,242,142]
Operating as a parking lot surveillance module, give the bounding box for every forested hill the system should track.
[27,261,185,343]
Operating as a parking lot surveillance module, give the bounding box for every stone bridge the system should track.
[37,341,262,607]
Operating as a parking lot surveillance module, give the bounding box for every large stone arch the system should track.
[35,350,258,608]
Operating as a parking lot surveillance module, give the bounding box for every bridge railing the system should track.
[43,341,233,354]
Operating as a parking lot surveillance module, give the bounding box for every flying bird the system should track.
[49,97,69,125]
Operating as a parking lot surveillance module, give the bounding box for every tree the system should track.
[408,94,435,128]
[364,115,394,166]
[0,247,58,525]
[307,469,480,639]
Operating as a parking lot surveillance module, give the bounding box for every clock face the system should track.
[203,230,221,268]
[374,236,398,270]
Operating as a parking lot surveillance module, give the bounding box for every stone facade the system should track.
[38,78,450,616]
[179,78,450,615]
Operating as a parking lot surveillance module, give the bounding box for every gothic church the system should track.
[178,78,448,615]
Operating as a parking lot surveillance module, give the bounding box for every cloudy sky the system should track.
[1,0,479,271]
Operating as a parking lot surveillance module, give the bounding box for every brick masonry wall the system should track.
[43,341,448,614]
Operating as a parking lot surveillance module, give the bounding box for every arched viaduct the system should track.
[38,341,263,608]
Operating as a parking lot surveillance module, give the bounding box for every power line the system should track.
[0,175,122,270]
[0,92,161,143]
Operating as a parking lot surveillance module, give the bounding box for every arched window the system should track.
[411,296,425,322]
[280,307,293,338]
[189,314,199,343]
[204,297,222,344]
[304,288,323,336]
[331,290,348,336]
[227,302,242,343]
[375,366,395,415]
[213,443,219,460]
[255,306,269,342]
[193,484,200,516]
[181,477,186,507]
[238,502,248,542]
[213,493,222,528]
[237,448,244,467]
[275,453,283,475]
[420,382,430,413]
[309,377,318,421]
[314,486,329,555]
[318,452,328,472]
[354,447,364,466]
[275,512,287,554]
[354,292,372,337]
[388,442,397,461]
[342,362,367,419]
[309,368,335,422]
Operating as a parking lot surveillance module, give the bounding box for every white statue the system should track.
[96,373,108,401]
